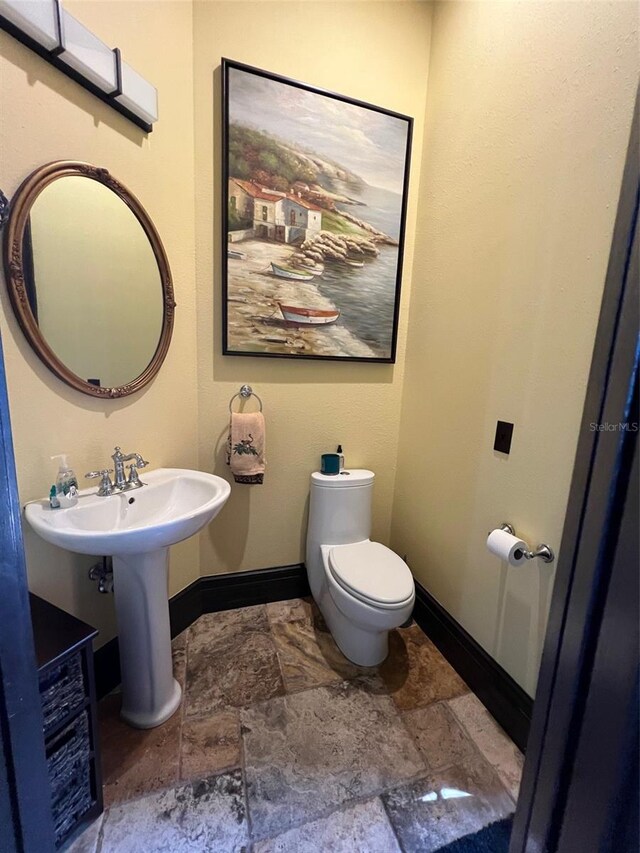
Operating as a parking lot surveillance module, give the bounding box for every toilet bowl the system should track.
[305,470,415,666]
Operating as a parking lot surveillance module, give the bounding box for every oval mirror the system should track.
[3,161,175,398]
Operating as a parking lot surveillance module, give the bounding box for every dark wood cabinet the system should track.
[29,594,103,848]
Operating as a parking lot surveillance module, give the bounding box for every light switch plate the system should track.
[494,421,514,454]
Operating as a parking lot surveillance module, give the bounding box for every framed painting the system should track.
[221,59,413,363]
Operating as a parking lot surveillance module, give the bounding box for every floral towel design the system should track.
[227,413,265,484]
[233,434,259,456]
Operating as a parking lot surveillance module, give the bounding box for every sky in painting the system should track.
[228,68,410,195]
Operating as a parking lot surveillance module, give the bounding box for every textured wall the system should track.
[390,0,639,695]
[0,1,199,648]
[192,1,432,576]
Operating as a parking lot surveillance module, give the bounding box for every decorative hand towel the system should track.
[227,412,266,484]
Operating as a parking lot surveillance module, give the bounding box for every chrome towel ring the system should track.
[229,384,263,413]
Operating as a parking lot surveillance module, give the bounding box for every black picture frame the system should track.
[221,58,413,363]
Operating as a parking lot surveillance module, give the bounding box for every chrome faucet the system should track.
[85,468,115,496]
[85,447,149,496]
[111,447,149,490]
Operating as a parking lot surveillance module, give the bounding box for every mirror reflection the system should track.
[23,175,164,389]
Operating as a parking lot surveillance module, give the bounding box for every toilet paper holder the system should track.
[495,523,555,563]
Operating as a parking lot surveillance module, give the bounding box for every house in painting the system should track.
[228,178,282,231]
[228,178,322,244]
[228,178,264,220]
[277,194,322,243]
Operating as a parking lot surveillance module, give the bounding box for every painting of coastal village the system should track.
[222,60,412,362]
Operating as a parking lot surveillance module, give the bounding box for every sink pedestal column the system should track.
[112,548,182,728]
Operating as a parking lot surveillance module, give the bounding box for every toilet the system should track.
[305,469,415,666]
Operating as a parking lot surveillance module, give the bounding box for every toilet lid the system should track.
[328,541,414,607]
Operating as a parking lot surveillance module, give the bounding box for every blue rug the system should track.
[437,816,513,852]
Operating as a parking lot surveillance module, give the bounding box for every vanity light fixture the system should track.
[0,0,157,131]
[57,7,119,94]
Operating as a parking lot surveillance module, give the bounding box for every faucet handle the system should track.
[85,469,115,496]
[127,463,144,488]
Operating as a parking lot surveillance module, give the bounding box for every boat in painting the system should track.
[228,249,246,259]
[271,262,315,281]
[278,303,340,326]
[343,258,364,268]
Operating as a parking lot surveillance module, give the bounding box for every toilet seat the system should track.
[328,541,414,610]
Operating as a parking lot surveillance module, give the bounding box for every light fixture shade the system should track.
[0,0,157,129]
[116,60,158,125]
[58,7,117,93]
[0,0,59,50]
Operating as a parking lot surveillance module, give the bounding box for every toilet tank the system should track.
[306,470,375,554]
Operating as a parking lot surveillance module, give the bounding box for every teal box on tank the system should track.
[321,453,341,475]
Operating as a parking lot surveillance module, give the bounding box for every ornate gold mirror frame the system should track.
[2,160,175,398]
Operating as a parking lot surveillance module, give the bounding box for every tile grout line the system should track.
[249,752,510,853]
[238,706,254,847]
[401,696,517,808]
[443,700,514,799]
[245,601,306,844]
[379,794,409,853]
[253,796,404,851]
[395,697,433,775]
[265,603,291,696]
[449,701,517,807]
[378,794,407,853]
[448,690,523,760]
[380,754,514,853]
[240,603,265,847]
[179,621,247,790]
[444,697,519,806]
[247,764,434,849]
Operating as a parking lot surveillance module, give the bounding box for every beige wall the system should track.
[193,1,432,576]
[0,1,199,648]
[390,0,639,695]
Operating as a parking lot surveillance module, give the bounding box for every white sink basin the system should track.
[25,468,231,556]
[25,467,231,730]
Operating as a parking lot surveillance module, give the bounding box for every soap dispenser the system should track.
[51,454,79,505]
[337,445,345,471]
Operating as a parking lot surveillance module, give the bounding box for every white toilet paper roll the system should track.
[486,528,528,566]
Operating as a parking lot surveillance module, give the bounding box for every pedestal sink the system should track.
[25,468,231,728]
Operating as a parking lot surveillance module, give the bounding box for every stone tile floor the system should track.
[67,598,523,852]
